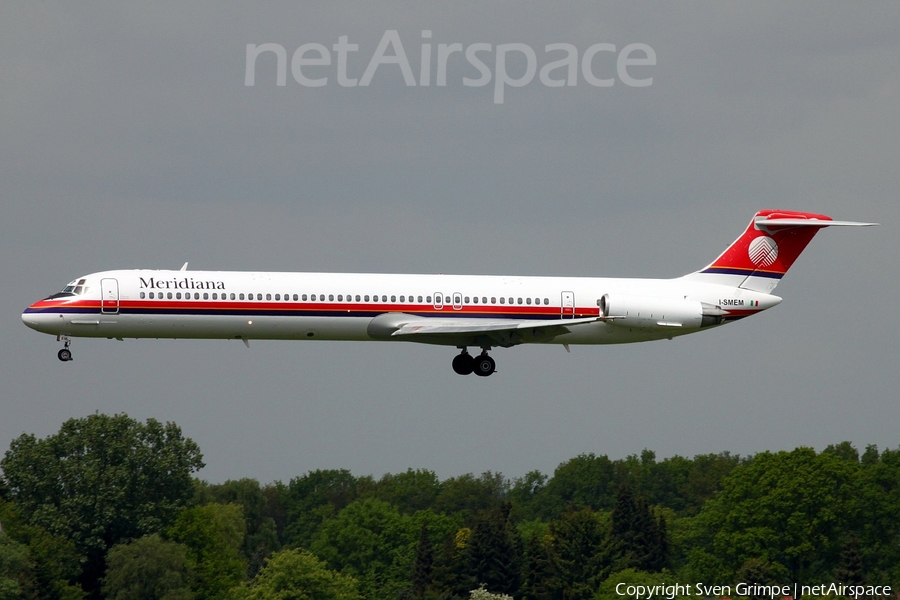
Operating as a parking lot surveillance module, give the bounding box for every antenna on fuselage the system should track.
[180,262,188,271]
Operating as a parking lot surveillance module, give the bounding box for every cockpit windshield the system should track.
[44,279,91,300]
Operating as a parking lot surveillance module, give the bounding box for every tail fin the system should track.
[683,209,877,293]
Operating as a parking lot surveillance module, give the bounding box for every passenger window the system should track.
[203,293,209,300]
[500,297,505,304]
[239,293,245,300]
[274,294,280,301]
[167,292,173,299]
[391,295,396,302]
[472,297,478,304]
[230,293,235,300]
[426,296,432,303]
[491,297,496,304]
[355,295,361,301]
[465,296,470,303]
[382,295,387,302]
[140,292,145,299]
[526,298,532,305]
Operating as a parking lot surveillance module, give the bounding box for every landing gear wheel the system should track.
[452,352,475,375]
[473,354,496,377]
[58,348,72,362]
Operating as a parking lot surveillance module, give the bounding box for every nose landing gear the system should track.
[57,336,73,362]
[452,349,495,376]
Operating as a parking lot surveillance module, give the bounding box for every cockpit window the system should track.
[45,279,90,300]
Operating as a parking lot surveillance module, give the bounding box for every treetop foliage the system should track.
[3,413,900,600]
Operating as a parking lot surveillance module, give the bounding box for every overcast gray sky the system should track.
[2,2,897,484]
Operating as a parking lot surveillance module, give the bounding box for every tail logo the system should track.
[748,235,778,267]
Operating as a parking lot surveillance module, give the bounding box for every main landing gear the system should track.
[57,336,73,362]
[452,349,496,377]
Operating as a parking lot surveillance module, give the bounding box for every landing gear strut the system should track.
[57,336,73,362]
[452,349,495,376]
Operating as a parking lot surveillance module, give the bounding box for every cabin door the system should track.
[561,291,575,318]
[101,278,119,314]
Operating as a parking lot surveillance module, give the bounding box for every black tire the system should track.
[452,353,474,375]
[473,354,495,377]
[58,349,72,362]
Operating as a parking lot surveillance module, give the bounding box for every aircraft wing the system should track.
[367,313,601,347]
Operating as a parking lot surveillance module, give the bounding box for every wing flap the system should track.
[391,315,601,337]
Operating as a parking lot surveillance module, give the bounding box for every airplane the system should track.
[22,210,875,376]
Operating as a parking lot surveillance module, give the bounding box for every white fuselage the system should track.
[22,269,780,347]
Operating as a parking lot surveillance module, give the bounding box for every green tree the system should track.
[508,471,548,523]
[282,470,374,548]
[610,483,667,572]
[230,549,360,600]
[834,533,865,585]
[676,453,741,516]
[168,504,246,600]
[373,470,441,516]
[102,534,192,600]
[410,520,433,599]
[547,509,610,600]
[531,454,617,518]
[197,479,281,577]
[1,414,203,596]
[519,532,554,600]
[309,498,411,600]
[0,533,31,600]
[432,473,508,517]
[695,447,860,581]
[462,503,522,597]
[853,445,900,581]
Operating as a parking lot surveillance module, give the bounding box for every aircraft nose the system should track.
[22,308,41,331]
[22,306,60,333]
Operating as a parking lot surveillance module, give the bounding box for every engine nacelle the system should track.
[599,293,724,330]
